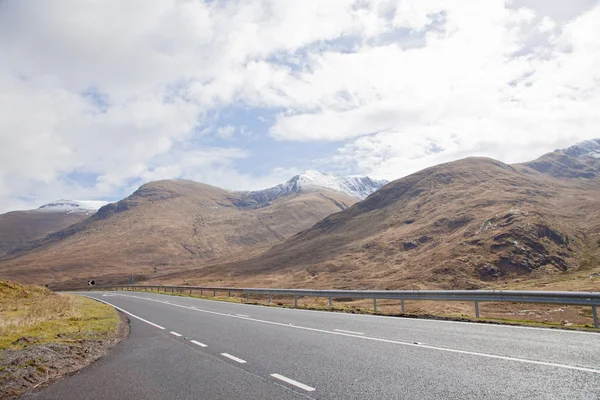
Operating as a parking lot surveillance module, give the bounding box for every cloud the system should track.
[0,0,598,212]
[266,1,600,180]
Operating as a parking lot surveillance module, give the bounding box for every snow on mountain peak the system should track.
[256,170,388,200]
[562,138,600,158]
[290,170,388,199]
[38,199,109,213]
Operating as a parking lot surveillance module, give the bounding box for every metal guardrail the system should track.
[78,285,600,328]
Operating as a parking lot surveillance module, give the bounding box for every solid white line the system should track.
[96,291,600,336]
[271,374,315,392]
[334,329,364,335]
[190,340,207,348]
[170,331,182,337]
[110,293,600,374]
[221,353,247,364]
[236,314,249,317]
[84,296,165,330]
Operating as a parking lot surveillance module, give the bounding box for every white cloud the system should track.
[216,125,236,139]
[266,1,600,180]
[0,0,598,212]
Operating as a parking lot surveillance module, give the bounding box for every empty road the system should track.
[25,291,600,399]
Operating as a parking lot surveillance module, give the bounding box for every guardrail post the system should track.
[268,294,272,304]
[294,296,298,307]
[329,297,332,307]
[401,299,405,313]
[246,294,249,302]
[228,291,231,298]
[593,306,598,329]
[474,301,480,318]
[213,290,216,297]
[189,288,192,295]
[171,287,174,293]
[373,298,377,312]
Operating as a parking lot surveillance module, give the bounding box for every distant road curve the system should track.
[25,291,600,399]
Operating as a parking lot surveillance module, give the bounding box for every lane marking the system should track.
[85,296,165,330]
[120,291,599,336]
[170,331,182,337]
[334,329,364,335]
[106,293,600,374]
[271,374,315,392]
[221,353,247,364]
[190,340,207,348]
[96,291,600,336]
[236,314,249,317]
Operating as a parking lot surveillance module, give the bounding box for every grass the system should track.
[0,281,119,349]
[117,288,598,331]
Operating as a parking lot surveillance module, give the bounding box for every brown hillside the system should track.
[166,154,600,290]
[0,180,359,287]
[0,211,89,256]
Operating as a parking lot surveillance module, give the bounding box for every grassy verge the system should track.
[0,281,119,349]
[119,288,598,332]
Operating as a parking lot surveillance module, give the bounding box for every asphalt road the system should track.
[24,291,600,399]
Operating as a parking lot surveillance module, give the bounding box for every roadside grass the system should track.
[114,288,598,332]
[0,281,119,349]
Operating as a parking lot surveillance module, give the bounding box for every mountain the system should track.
[0,173,385,288]
[562,138,600,159]
[0,200,108,256]
[164,140,600,291]
[243,171,388,202]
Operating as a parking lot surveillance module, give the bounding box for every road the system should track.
[25,291,600,399]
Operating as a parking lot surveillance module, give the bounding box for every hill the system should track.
[0,173,386,288]
[0,200,107,256]
[163,141,600,290]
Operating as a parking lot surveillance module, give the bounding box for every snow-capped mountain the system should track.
[38,199,109,214]
[562,138,600,158]
[244,171,388,202]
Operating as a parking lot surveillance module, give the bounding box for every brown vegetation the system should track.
[0,181,359,288]
[158,153,600,292]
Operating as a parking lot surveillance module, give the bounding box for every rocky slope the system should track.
[165,141,600,290]
[0,174,384,288]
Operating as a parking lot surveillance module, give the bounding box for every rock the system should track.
[403,241,418,251]
[479,264,500,278]
[418,235,433,243]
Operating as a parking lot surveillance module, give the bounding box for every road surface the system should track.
[25,291,600,399]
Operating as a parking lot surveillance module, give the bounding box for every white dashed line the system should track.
[271,374,315,392]
[334,329,364,335]
[170,331,182,337]
[86,297,165,330]
[190,340,207,347]
[221,353,247,364]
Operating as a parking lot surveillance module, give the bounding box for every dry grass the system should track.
[0,281,119,349]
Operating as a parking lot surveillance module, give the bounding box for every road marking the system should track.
[110,293,600,374]
[85,296,165,330]
[221,353,247,364]
[334,329,364,335]
[170,331,182,337]
[190,340,207,347]
[271,374,315,392]
[120,291,598,337]
[236,314,249,317]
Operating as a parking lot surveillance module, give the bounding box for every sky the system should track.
[1,0,599,212]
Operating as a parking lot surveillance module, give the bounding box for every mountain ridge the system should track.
[159,143,600,291]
